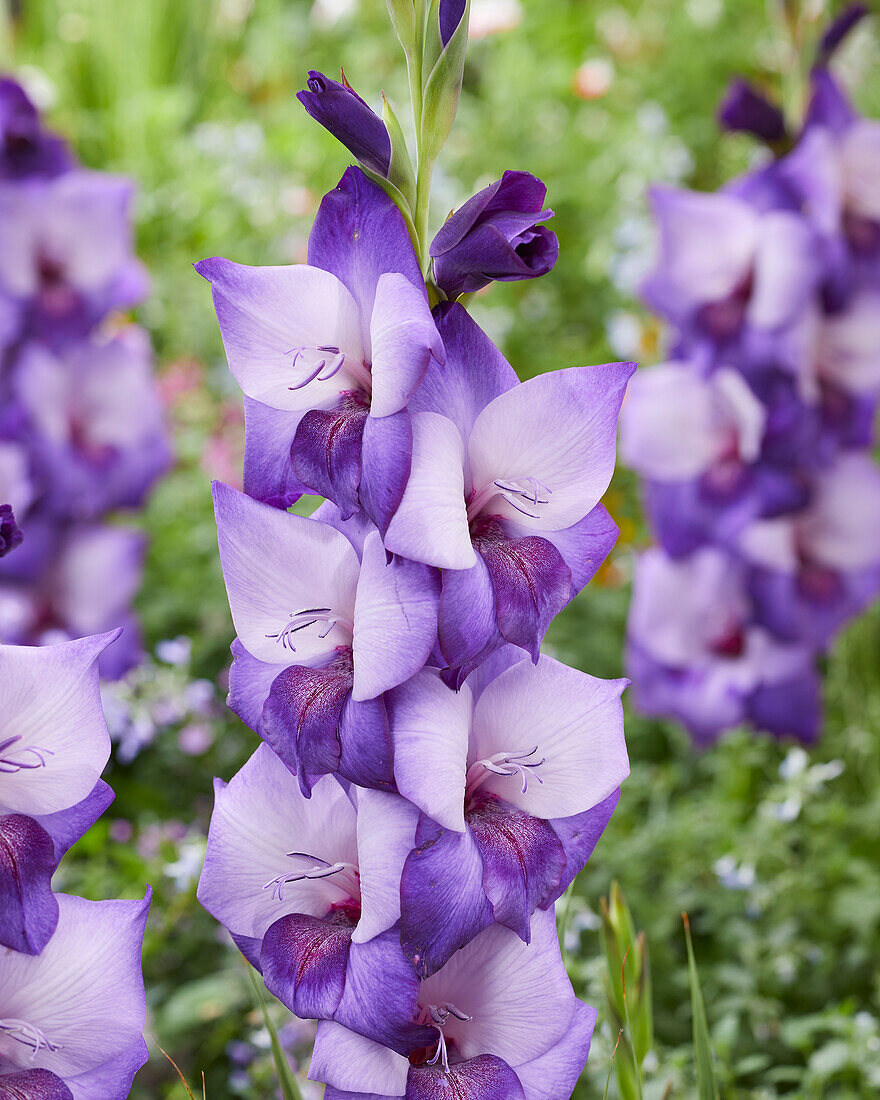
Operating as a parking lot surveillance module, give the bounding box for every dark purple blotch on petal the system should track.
[406,1056,525,1100]
[0,503,23,558]
[291,393,370,520]
[297,72,391,178]
[718,79,787,143]
[0,813,59,955]
[0,1069,74,1100]
[261,905,358,1020]
[466,792,565,942]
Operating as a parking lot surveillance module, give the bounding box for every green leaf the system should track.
[683,913,721,1100]
[382,93,417,207]
[419,0,470,165]
[248,970,303,1100]
[386,0,418,54]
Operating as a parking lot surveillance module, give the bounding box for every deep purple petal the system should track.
[0,813,59,954]
[243,397,307,509]
[227,639,281,733]
[406,1056,525,1100]
[309,167,423,333]
[718,79,786,143]
[466,793,566,941]
[32,779,114,860]
[399,815,493,978]
[261,653,353,793]
[298,74,391,178]
[473,519,571,662]
[0,503,23,557]
[437,553,503,688]
[816,4,868,65]
[338,693,396,791]
[0,1069,73,1100]
[545,790,620,904]
[261,908,356,1019]
[438,0,467,46]
[291,393,369,519]
[747,667,821,743]
[359,410,413,537]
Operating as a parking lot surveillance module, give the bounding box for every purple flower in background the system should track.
[308,910,596,1100]
[718,79,787,144]
[297,72,391,178]
[0,633,117,954]
[0,78,71,181]
[430,171,559,299]
[0,169,148,343]
[197,169,443,525]
[0,890,150,1099]
[384,304,630,682]
[740,453,880,648]
[198,745,421,1034]
[385,652,626,975]
[0,505,21,557]
[214,482,439,794]
[627,547,820,744]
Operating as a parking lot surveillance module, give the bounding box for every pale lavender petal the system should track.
[309,1022,409,1097]
[369,273,443,418]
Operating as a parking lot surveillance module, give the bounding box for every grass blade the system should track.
[248,969,304,1100]
[682,913,721,1100]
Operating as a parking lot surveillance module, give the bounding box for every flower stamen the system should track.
[0,1018,61,1059]
[466,745,545,796]
[0,735,55,774]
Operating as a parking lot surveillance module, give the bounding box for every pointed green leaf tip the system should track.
[420,0,470,164]
[683,913,721,1100]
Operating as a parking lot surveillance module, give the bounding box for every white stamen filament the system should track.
[466,476,552,522]
[262,852,360,903]
[0,735,54,774]
[465,746,546,797]
[264,608,352,653]
[285,345,372,394]
[0,1018,61,1059]
[419,1003,472,1074]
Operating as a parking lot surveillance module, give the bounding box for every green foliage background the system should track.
[4,0,880,1096]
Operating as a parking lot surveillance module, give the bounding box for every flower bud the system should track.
[297,70,392,179]
[718,79,786,144]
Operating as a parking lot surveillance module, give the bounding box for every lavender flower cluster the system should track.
[0,78,169,678]
[0,632,150,1098]
[196,4,633,1096]
[622,8,880,746]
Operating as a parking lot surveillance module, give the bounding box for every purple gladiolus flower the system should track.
[297,72,392,178]
[213,482,439,794]
[430,171,559,298]
[384,304,631,682]
[0,79,71,181]
[0,633,116,954]
[196,169,443,525]
[308,910,597,1100]
[199,744,424,1035]
[0,505,21,558]
[386,653,627,974]
[718,79,787,144]
[0,890,150,1099]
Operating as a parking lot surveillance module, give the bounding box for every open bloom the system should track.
[383,650,627,975]
[214,482,439,794]
[308,910,597,1100]
[739,453,880,648]
[8,329,169,521]
[430,171,559,299]
[0,890,150,1099]
[627,547,819,744]
[198,744,422,1038]
[0,169,148,344]
[0,633,116,954]
[197,168,443,527]
[384,303,630,682]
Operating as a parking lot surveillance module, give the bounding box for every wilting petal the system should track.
[291,394,369,518]
[437,553,503,687]
[261,908,356,1019]
[387,670,472,831]
[400,815,494,977]
[384,412,475,570]
[352,790,419,944]
[468,363,634,532]
[471,655,629,819]
[0,631,115,816]
[513,1000,597,1100]
[309,169,422,337]
[359,411,413,537]
[309,1022,409,1097]
[0,814,58,954]
[261,654,351,789]
[407,1056,525,1100]
[466,794,565,940]
[352,531,440,701]
[0,892,149,1091]
[473,522,571,661]
[242,398,307,509]
[213,482,359,665]
[197,747,357,943]
[194,257,364,412]
[369,273,443,418]
[409,304,518,440]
